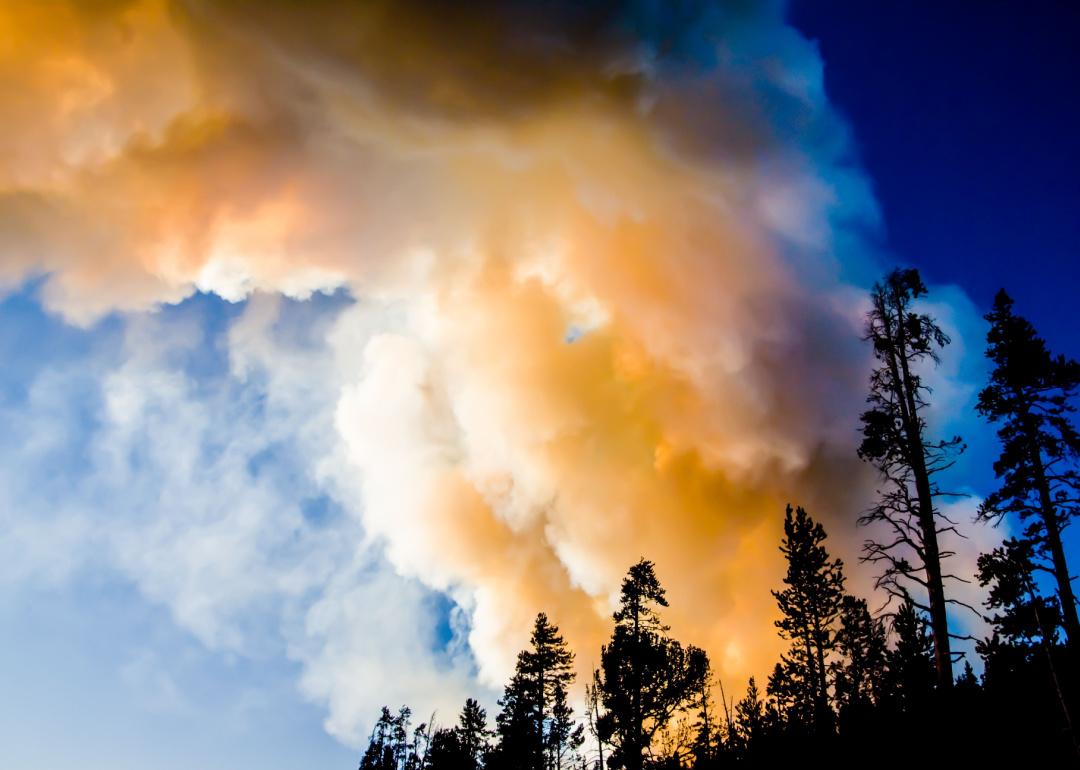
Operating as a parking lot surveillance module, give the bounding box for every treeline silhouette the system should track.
[356,270,1080,768]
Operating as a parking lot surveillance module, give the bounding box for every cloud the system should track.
[0,294,484,743]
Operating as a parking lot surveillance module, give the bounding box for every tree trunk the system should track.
[811,620,829,731]
[1032,448,1080,648]
[540,672,546,770]
[629,601,642,770]
[802,631,817,725]
[908,451,953,688]
[886,288,953,688]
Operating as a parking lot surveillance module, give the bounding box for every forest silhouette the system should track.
[356,270,1080,768]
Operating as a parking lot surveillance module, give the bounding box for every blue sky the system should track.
[0,290,344,768]
[789,0,1080,584]
[1,578,355,770]
[0,287,476,767]
[1,2,1078,768]
[792,0,1080,359]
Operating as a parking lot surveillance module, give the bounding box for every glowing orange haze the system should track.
[1,0,887,703]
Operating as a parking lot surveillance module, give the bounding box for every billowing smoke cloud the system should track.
[0,0,985,744]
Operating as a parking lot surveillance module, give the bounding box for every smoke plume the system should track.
[0,0,959,738]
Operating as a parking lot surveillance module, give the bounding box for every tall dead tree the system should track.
[857,268,965,688]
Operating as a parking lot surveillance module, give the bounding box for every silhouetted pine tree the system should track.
[767,505,845,735]
[421,699,494,768]
[732,677,766,758]
[596,559,704,770]
[408,719,435,770]
[976,537,1079,761]
[455,695,490,768]
[361,707,423,770]
[493,665,537,769]
[490,613,582,770]
[832,595,888,731]
[444,698,491,770]
[360,707,399,770]
[857,268,964,688]
[978,538,1062,649]
[765,658,805,734]
[548,683,585,770]
[686,646,719,768]
[583,673,606,770]
[882,598,935,713]
[955,661,979,691]
[428,729,467,770]
[976,289,1080,649]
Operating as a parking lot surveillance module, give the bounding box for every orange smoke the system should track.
[0,0,884,705]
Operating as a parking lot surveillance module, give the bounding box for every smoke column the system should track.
[0,0,940,739]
